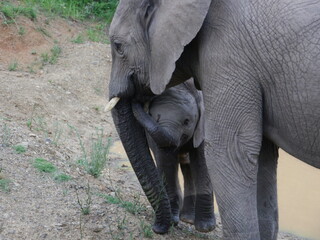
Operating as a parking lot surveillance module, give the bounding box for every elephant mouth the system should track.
[107,83,154,111]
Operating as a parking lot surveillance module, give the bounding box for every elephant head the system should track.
[108,0,211,100]
[107,0,211,234]
[138,80,205,149]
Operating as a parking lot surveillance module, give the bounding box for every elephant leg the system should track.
[204,83,263,240]
[257,137,279,240]
[179,153,196,224]
[189,142,215,232]
[150,141,182,225]
[207,133,262,240]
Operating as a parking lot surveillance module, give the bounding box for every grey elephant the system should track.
[107,0,320,239]
[132,80,215,233]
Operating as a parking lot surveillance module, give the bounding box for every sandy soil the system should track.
[0,15,308,240]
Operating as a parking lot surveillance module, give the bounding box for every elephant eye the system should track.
[145,4,154,20]
[114,41,124,55]
[184,119,190,126]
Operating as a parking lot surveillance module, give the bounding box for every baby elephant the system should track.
[132,80,215,232]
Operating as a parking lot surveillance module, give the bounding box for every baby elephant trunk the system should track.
[132,102,179,148]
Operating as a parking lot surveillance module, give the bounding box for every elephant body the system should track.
[132,80,215,232]
[108,0,320,239]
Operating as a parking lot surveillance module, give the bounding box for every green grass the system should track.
[101,193,146,216]
[50,45,61,63]
[0,179,10,193]
[23,0,118,23]
[54,173,72,182]
[40,45,62,66]
[33,158,56,173]
[86,24,109,43]
[71,34,85,44]
[13,145,26,154]
[103,194,122,204]
[1,1,116,45]
[0,2,37,21]
[140,220,153,238]
[8,61,18,71]
[33,158,72,182]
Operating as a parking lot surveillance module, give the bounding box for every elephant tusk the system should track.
[104,97,120,112]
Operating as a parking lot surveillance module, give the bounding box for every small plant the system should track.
[33,158,56,173]
[41,52,50,65]
[0,179,10,193]
[77,128,112,178]
[101,192,146,216]
[18,26,26,35]
[76,182,92,215]
[51,121,64,145]
[71,35,84,44]
[8,61,18,71]
[103,193,122,205]
[117,215,128,231]
[40,45,62,66]
[49,45,62,64]
[13,145,26,154]
[54,173,72,182]
[27,65,36,74]
[140,220,153,238]
[26,119,32,129]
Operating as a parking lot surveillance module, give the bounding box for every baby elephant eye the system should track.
[114,41,124,55]
[183,119,189,125]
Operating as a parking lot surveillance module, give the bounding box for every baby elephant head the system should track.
[148,81,205,148]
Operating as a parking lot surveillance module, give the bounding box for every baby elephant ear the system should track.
[149,0,212,95]
[193,90,205,148]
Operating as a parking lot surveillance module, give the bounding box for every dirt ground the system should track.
[0,16,308,240]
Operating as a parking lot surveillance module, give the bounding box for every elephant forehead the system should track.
[151,94,196,109]
[149,100,198,121]
[114,0,141,16]
[109,0,142,37]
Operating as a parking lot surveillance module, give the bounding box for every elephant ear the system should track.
[149,0,212,95]
[193,90,205,148]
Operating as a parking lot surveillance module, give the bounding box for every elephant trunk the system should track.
[111,98,172,233]
[132,102,178,148]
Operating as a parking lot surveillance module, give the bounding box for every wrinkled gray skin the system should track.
[132,80,215,232]
[108,0,320,239]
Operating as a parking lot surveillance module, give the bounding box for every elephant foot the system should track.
[194,216,216,233]
[170,200,181,226]
[180,195,195,224]
[172,213,180,226]
[152,222,171,234]
[180,212,195,224]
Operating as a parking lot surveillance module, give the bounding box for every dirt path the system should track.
[0,18,307,240]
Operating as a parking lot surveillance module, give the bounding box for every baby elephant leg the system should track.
[189,142,215,232]
[179,153,196,224]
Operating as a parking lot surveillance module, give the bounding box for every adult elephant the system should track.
[107,0,320,239]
